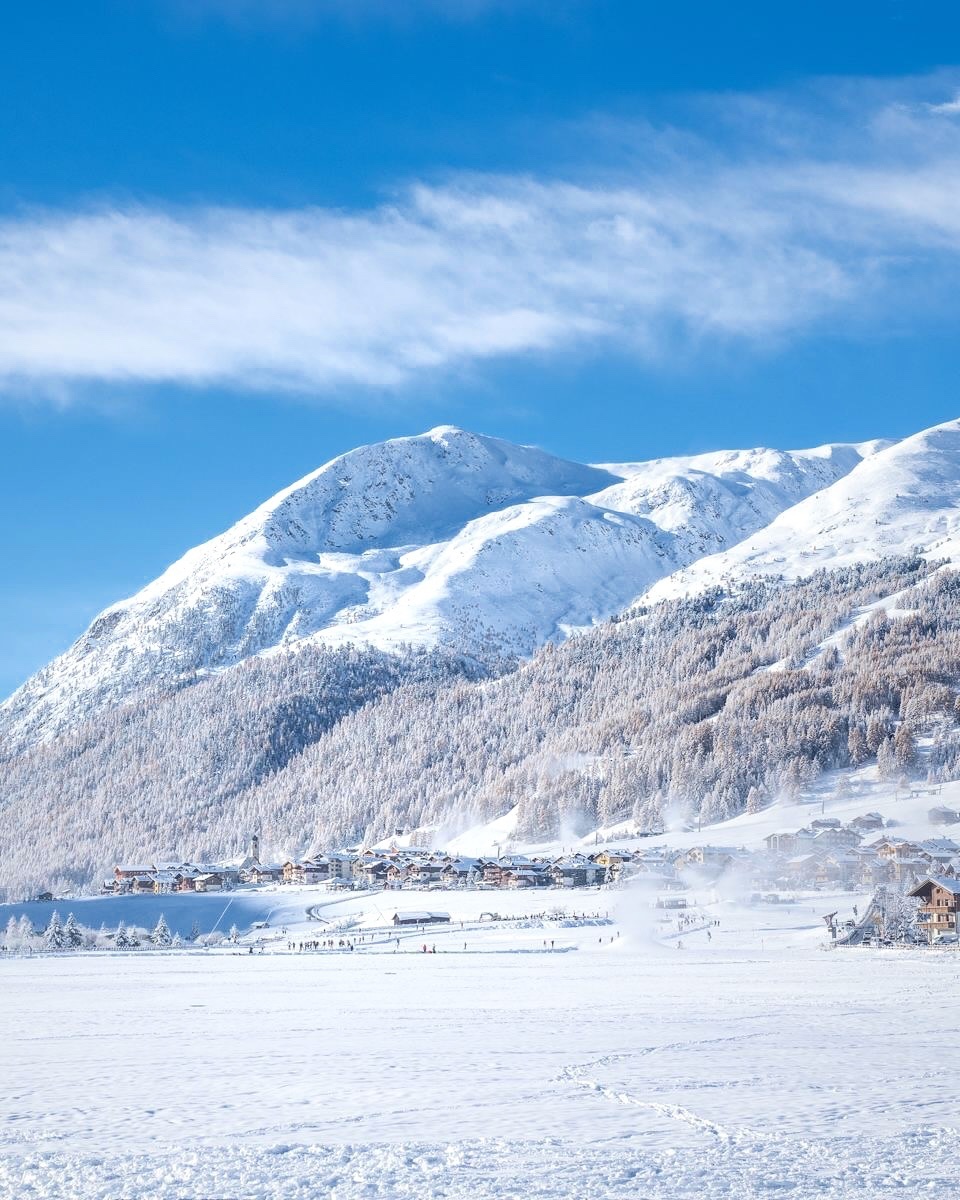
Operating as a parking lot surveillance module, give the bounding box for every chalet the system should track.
[763,829,816,857]
[301,858,330,884]
[591,849,635,873]
[850,812,885,833]
[811,828,862,852]
[193,873,224,892]
[441,857,481,885]
[325,853,355,880]
[115,864,154,885]
[392,911,451,926]
[246,864,282,885]
[929,806,960,826]
[910,877,960,938]
[675,846,745,874]
[868,838,920,862]
[502,864,552,889]
[890,857,927,887]
[357,858,391,885]
[921,838,960,857]
[551,855,606,888]
[815,853,858,887]
[407,861,446,884]
[481,859,511,887]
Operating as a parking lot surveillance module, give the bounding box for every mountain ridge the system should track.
[0,420,935,755]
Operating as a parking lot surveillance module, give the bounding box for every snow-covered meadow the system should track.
[3,884,959,1199]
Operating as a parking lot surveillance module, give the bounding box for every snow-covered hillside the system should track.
[646,418,960,602]
[0,424,883,750]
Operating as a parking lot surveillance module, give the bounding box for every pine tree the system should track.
[64,913,83,949]
[17,915,33,947]
[4,915,18,950]
[43,911,65,951]
[877,736,898,778]
[847,725,869,766]
[115,921,129,949]
[189,920,201,943]
[894,723,917,772]
[171,932,183,949]
[151,915,172,947]
[228,924,239,944]
[127,927,141,948]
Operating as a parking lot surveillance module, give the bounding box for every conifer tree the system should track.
[64,913,83,948]
[43,911,65,951]
[151,914,172,947]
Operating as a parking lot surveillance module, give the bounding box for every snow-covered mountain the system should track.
[0,421,926,752]
[645,418,960,602]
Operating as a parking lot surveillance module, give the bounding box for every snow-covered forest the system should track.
[3,554,960,899]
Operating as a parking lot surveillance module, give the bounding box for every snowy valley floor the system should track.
[2,889,960,1199]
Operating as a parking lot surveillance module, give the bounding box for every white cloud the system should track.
[927,92,960,115]
[5,84,960,398]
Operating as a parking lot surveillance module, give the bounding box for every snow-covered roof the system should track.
[916,877,960,895]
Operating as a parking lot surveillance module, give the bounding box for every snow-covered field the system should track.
[3,885,959,1199]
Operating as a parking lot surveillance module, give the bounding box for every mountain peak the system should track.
[1,420,943,753]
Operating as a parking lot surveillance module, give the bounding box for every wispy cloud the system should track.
[4,81,960,398]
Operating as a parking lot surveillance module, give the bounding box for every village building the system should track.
[392,911,451,926]
[910,877,960,939]
[849,812,885,833]
[550,855,607,888]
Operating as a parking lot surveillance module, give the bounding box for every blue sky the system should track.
[5,0,960,695]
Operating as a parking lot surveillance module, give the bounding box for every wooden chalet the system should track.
[910,877,960,939]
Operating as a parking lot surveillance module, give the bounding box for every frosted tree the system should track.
[894,723,917,773]
[4,915,19,951]
[150,915,172,947]
[228,924,239,944]
[64,913,83,949]
[127,927,141,949]
[17,915,33,947]
[43,911,65,951]
[745,786,765,815]
[876,736,898,779]
[171,932,183,949]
